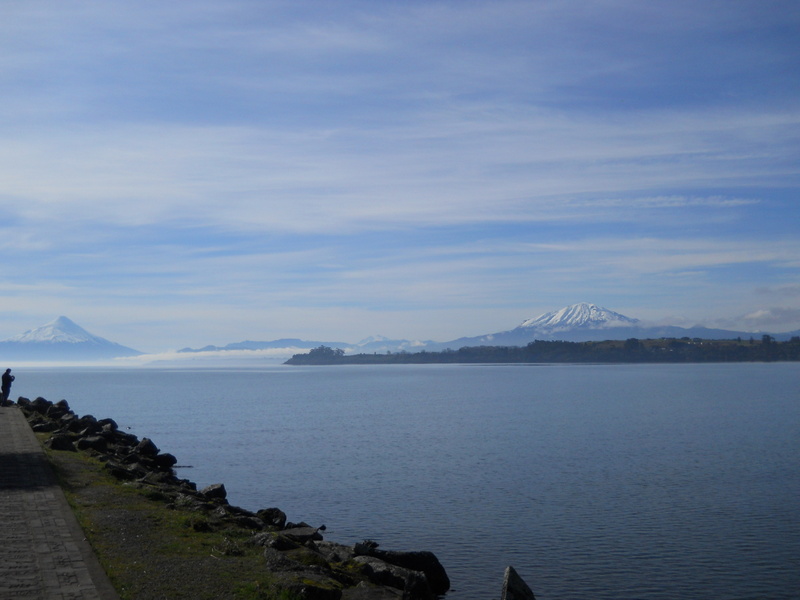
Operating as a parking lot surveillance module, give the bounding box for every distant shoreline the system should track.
[286,336,800,365]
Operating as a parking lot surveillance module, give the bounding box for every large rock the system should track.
[315,541,355,564]
[251,532,301,551]
[199,483,227,501]
[501,566,536,600]
[134,437,160,457]
[106,429,139,448]
[76,435,108,453]
[257,507,287,529]
[353,556,433,600]
[153,452,178,469]
[30,397,52,414]
[60,412,77,430]
[97,417,118,431]
[45,433,76,452]
[46,403,69,420]
[31,421,61,433]
[282,526,324,543]
[353,545,449,595]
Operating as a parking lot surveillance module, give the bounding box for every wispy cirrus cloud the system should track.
[0,105,794,236]
[756,284,800,299]
[0,0,798,349]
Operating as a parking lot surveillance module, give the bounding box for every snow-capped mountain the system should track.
[0,316,141,360]
[152,301,798,364]
[518,302,639,332]
[424,302,638,349]
[430,302,769,349]
[10,316,102,343]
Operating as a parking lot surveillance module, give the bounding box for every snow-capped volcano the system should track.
[0,316,141,360]
[422,302,642,349]
[9,316,105,344]
[518,302,639,332]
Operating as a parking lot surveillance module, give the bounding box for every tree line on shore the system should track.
[285,335,800,365]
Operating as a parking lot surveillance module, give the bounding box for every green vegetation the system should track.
[287,336,800,365]
[42,438,297,600]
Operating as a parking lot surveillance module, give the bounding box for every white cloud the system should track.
[703,307,800,333]
[117,347,308,365]
[0,0,798,345]
[0,104,794,242]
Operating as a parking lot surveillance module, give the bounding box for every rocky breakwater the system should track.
[16,395,451,600]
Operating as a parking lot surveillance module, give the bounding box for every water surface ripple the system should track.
[15,363,800,600]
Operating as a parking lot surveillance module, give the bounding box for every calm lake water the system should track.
[11,363,800,600]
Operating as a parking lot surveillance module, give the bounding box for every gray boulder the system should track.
[315,541,355,564]
[31,421,60,433]
[353,545,449,595]
[108,430,138,446]
[154,452,178,469]
[46,404,69,419]
[282,526,324,543]
[199,483,227,501]
[134,437,160,457]
[251,532,301,551]
[353,556,433,600]
[45,433,76,452]
[76,435,108,453]
[97,417,118,431]
[501,566,536,600]
[257,507,287,529]
[30,397,52,414]
[59,412,77,429]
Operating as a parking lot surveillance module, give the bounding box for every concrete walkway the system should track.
[0,405,120,600]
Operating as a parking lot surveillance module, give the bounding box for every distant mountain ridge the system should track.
[5,305,798,363]
[424,302,799,350]
[175,302,800,361]
[0,316,141,360]
[510,302,799,342]
[177,336,431,356]
[177,339,351,353]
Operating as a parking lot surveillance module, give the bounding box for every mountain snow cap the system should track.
[8,316,102,344]
[518,302,638,330]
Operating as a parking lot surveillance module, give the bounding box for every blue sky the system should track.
[1,0,799,352]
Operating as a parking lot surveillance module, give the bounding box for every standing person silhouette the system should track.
[2,368,14,406]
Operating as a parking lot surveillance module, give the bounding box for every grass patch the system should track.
[43,443,296,600]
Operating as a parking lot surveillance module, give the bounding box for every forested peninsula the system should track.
[285,336,800,365]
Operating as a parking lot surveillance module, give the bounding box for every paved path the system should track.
[0,406,120,600]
